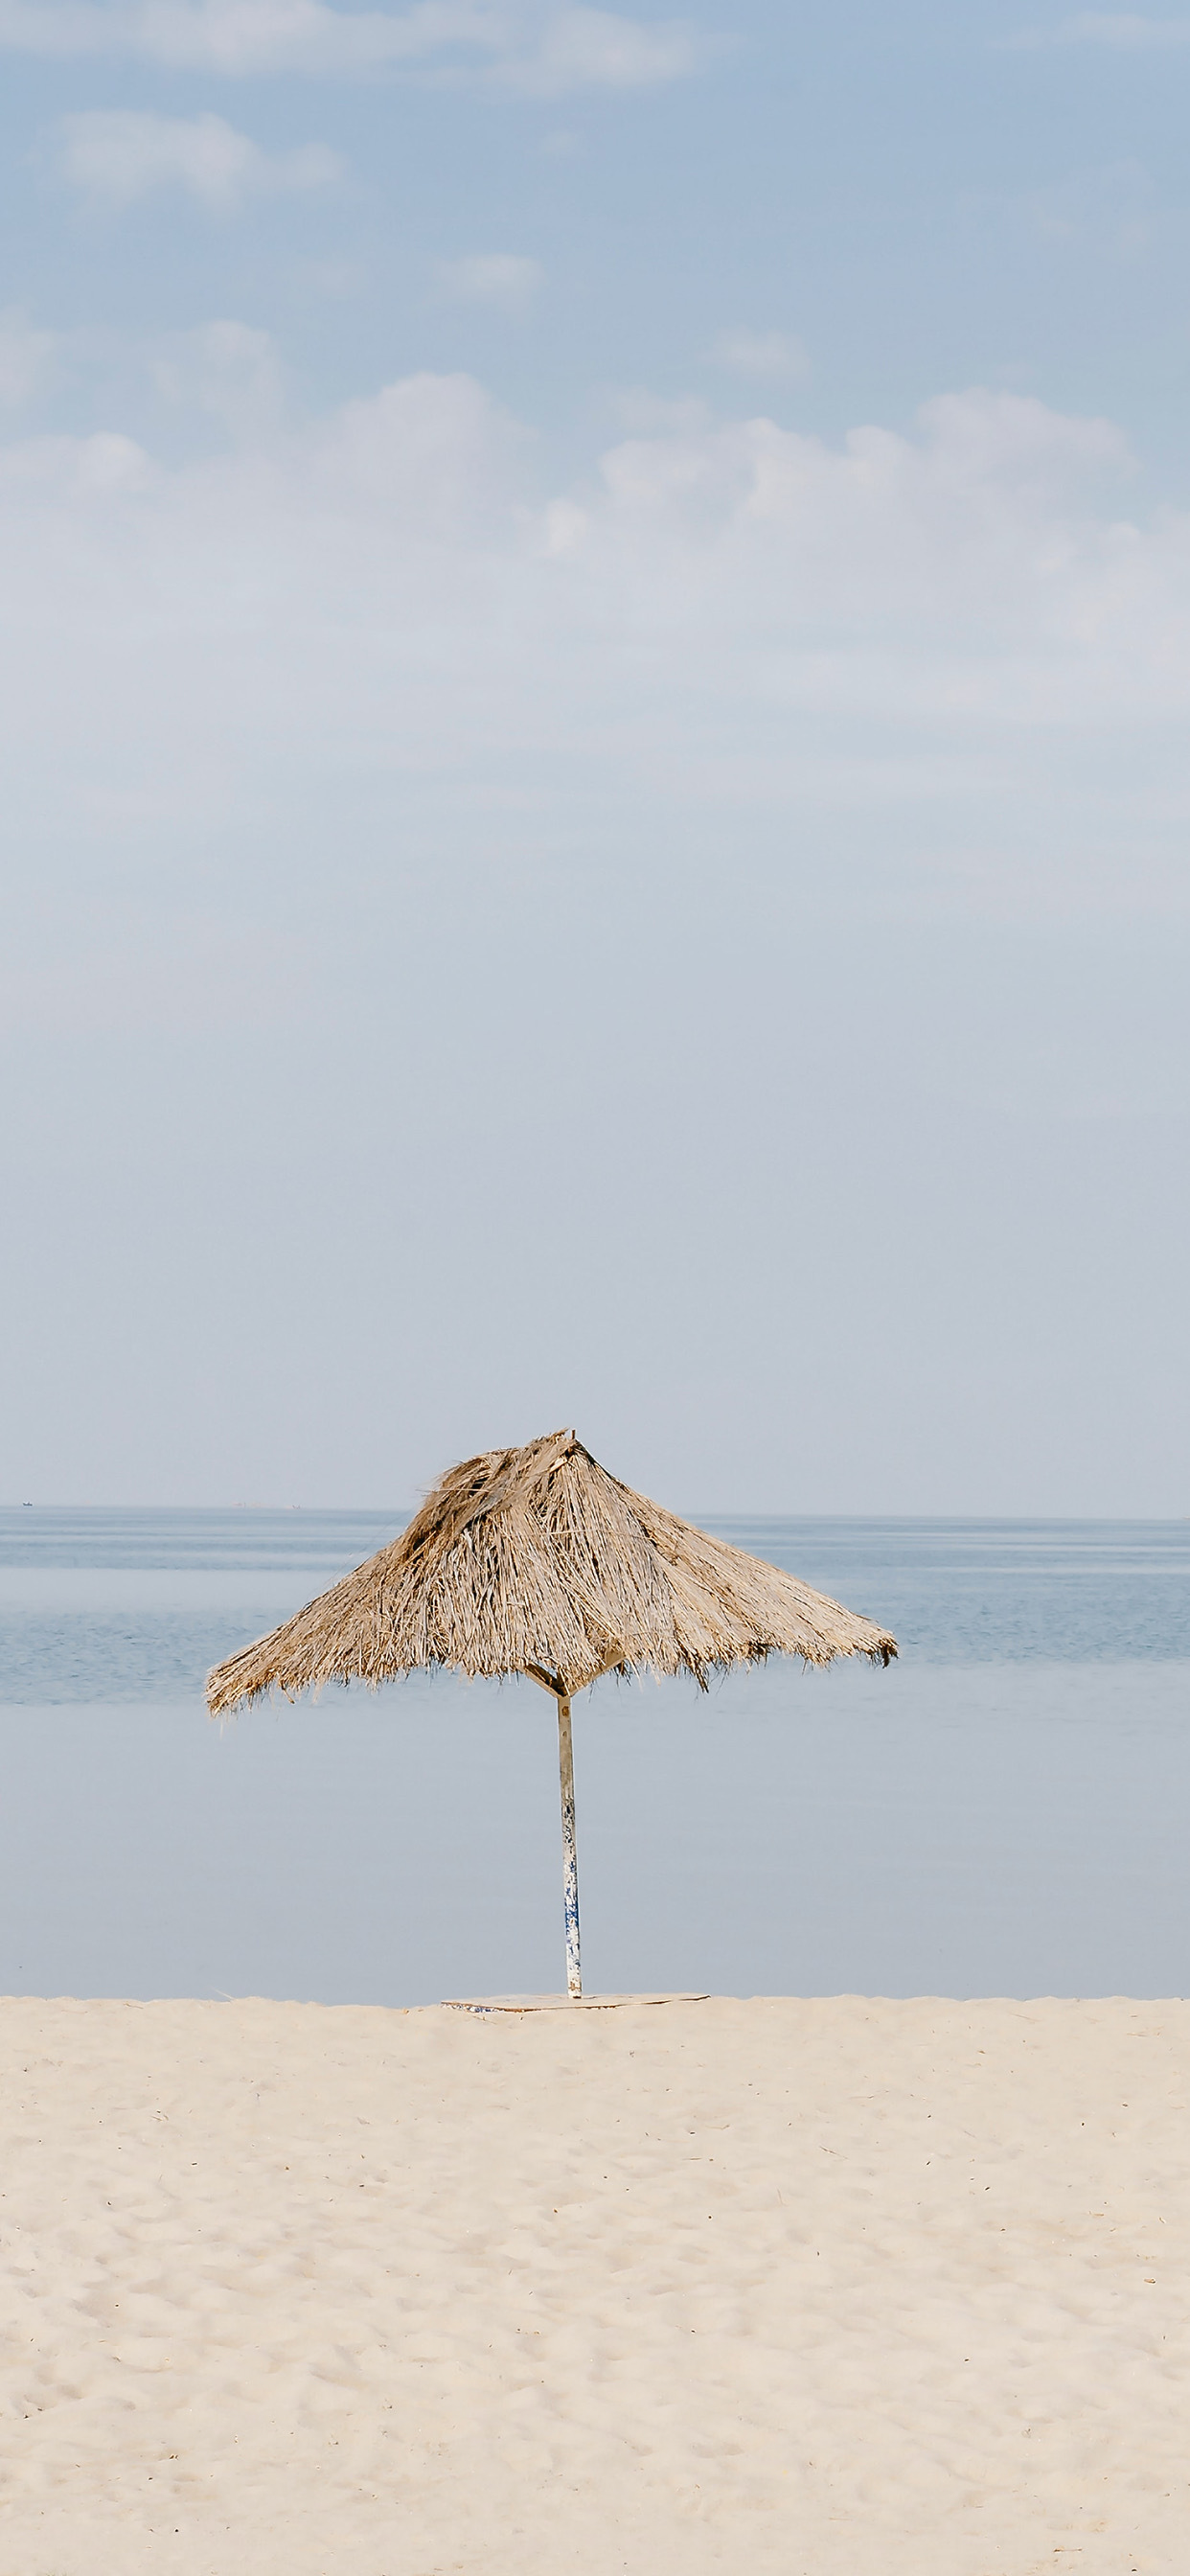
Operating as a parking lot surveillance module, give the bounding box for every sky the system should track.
[2,0,1189,1514]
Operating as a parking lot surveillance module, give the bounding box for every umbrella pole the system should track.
[557,1694,582,1999]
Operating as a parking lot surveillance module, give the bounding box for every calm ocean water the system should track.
[0,1509,1186,2002]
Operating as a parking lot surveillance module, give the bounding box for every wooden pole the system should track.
[524,1661,611,2005]
[557,1694,582,1999]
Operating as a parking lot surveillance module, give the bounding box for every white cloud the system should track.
[0,0,706,87]
[492,3,702,92]
[303,256,367,297]
[0,0,468,68]
[0,307,56,407]
[55,109,339,207]
[150,320,286,436]
[437,252,543,310]
[710,328,810,382]
[1,373,1188,939]
[1013,12,1190,42]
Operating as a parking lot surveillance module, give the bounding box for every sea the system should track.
[0,1509,1186,2003]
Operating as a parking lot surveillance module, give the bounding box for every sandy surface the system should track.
[0,1994,1186,2574]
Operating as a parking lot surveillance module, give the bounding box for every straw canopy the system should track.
[206,1429,897,1716]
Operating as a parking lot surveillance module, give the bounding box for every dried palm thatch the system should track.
[206,1428,897,1716]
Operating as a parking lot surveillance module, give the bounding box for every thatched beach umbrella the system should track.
[207,1429,897,1999]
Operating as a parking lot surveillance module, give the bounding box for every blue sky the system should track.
[2,1,1189,1510]
[9,2,1190,470]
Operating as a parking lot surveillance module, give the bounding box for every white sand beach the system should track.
[1,1993,1186,2574]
